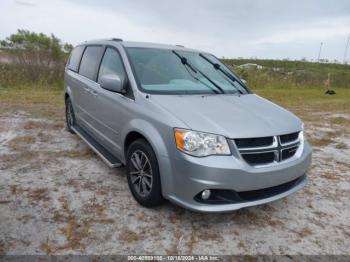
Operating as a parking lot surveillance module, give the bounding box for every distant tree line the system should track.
[0,29,73,87]
[1,29,349,89]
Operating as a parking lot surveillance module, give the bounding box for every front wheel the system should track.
[126,139,164,207]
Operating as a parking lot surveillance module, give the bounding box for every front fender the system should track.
[65,85,73,100]
[120,119,175,198]
[121,119,169,160]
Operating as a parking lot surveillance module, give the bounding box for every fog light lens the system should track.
[201,189,211,200]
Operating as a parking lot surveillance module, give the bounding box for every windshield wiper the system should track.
[199,53,244,94]
[172,50,225,94]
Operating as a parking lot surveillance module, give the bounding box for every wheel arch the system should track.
[124,131,147,156]
[64,92,70,102]
[122,121,169,161]
[122,120,173,199]
[64,85,74,103]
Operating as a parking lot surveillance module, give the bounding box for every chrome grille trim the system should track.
[234,131,303,168]
[237,136,278,151]
[278,132,299,146]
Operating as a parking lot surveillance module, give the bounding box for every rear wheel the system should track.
[126,139,164,207]
[65,97,75,134]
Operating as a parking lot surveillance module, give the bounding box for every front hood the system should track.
[150,94,302,138]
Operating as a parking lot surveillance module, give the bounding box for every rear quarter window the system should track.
[67,45,85,72]
[79,46,104,81]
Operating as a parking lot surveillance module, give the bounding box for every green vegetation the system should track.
[0,86,64,119]
[223,59,350,116]
[223,59,350,90]
[0,29,72,88]
[0,29,349,91]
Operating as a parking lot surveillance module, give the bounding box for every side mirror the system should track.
[99,74,126,93]
[241,79,247,85]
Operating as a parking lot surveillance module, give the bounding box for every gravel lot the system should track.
[0,110,349,255]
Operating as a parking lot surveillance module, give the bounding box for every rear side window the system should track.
[98,48,126,82]
[79,46,103,80]
[67,45,84,72]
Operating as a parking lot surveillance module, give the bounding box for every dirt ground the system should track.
[0,107,349,255]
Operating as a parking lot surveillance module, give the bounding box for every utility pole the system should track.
[343,34,350,64]
[317,42,323,62]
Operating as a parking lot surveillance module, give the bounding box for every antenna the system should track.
[317,42,323,62]
[343,34,350,64]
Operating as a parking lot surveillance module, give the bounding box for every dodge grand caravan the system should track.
[64,39,312,212]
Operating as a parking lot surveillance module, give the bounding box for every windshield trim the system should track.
[124,47,251,95]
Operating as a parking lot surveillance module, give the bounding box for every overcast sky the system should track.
[1,0,349,61]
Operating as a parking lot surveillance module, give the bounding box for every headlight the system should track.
[295,123,305,158]
[174,128,231,157]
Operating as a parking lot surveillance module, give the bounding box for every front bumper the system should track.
[162,141,312,212]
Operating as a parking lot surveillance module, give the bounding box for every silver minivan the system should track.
[64,39,312,212]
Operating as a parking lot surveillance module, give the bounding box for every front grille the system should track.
[235,136,273,148]
[280,132,299,144]
[281,146,298,160]
[234,132,301,167]
[242,152,275,165]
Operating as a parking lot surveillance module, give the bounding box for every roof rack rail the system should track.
[111,38,123,42]
[175,44,184,47]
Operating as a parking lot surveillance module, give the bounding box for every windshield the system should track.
[126,47,248,95]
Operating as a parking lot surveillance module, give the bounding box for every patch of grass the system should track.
[51,210,67,223]
[330,117,349,125]
[309,137,334,147]
[23,120,45,130]
[46,196,115,254]
[7,135,36,151]
[0,151,38,170]
[0,85,64,119]
[238,240,247,251]
[23,120,64,130]
[224,59,350,89]
[0,239,8,255]
[10,185,26,195]
[62,218,90,250]
[9,186,50,204]
[52,149,95,159]
[196,232,223,242]
[17,214,35,224]
[44,197,91,253]
[27,188,50,203]
[119,227,143,242]
[321,171,339,181]
[296,227,313,238]
[37,131,53,143]
[335,142,348,149]
[335,161,350,172]
[41,239,56,255]
[255,88,350,115]
[235,209,284,228]
[81,197,107,218]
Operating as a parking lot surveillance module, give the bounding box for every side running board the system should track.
[72,124,123,168]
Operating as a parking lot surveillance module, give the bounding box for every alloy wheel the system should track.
[129,150,153,197]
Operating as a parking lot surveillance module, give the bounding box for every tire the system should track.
[65,97,75,134]
[126,138,164,207]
